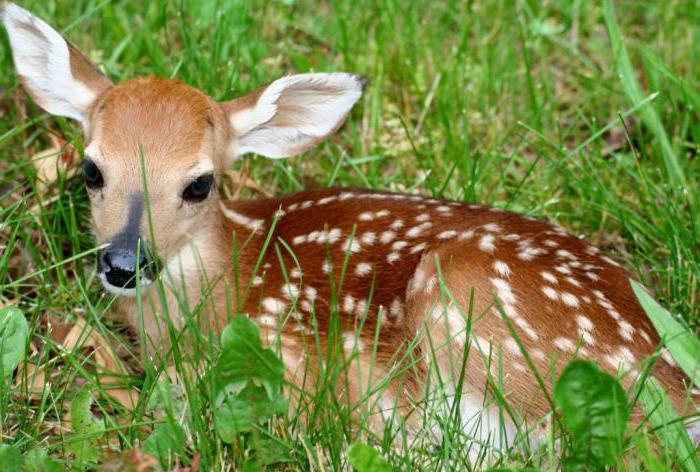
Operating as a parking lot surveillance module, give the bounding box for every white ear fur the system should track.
[0,2,107,125]
[227,73,365,159]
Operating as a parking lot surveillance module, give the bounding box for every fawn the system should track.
[2,2,697,450]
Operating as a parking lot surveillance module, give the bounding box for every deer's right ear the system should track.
[0,2,112,126]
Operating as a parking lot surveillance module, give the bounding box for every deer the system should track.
[2,2,697,454]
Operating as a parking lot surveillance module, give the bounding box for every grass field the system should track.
[1,0,699,470]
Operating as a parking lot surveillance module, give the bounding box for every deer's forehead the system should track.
[89,77,218,161]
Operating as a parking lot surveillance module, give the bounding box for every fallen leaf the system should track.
[14,360,46,401]
[168,453,200,472]
[99,449,159,472]
[222,166,271,199]
[61,318,139,409]
[31,134,78,189]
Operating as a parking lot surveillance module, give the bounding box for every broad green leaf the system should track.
[215,383,286,441]
[24,448,62,472]
[0,444,23,471]
[66,386,105,465]
[143,421,186,464]
[0,306,29,378]
[255,437,295,466]
[554,361,628,471]
[631,280,700,387]
[639,377,700,472]
[213,316,286,396]
[211,316,287,443]
[347,443,392,472]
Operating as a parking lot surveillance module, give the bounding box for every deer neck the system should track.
[116,198,268,350]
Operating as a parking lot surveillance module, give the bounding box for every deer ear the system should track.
[0,2,112,126]
[222,73,366,161]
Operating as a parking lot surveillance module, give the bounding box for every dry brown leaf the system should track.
[61,318,139,409]
[99,448,160,472]
[168,453,200,472]
[14,360,46,401]
[31,134,78,189]
[222,167,271,199]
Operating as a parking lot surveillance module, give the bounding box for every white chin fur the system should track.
[98,273,152,297]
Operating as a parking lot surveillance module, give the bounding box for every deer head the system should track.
[1,2,365,295]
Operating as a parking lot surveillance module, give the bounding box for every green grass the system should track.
[1,0,699,470]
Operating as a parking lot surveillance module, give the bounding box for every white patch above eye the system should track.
[1,3,99,124]
[184,159,215,180]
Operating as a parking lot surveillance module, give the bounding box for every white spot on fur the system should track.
[355,262,372,277]
[493,260,511,277]
[406,222,432,238]
[618,320,635,341]
[504,338,522,357]
[343,237,362,253]
[479,234,496,252]
[263,297,286,314]
[437,230,458,239]
[392,240,409,251]
[491,278,517,305]
[220,203,265,231]
[390,219,404,230]
[342,331,364,352]
[361,232,376,245]
[281,283,299,300]
[318,196,337,205]
[343,295,356,313]
[322,260,332,274]
[554,337,575,353]
[410,242,428,254]
[541,271,558,284]
[576,315,594,331]
[561,292,579,308]
[601,255,621,267]
[458,230,475,240]
[408,269,427,295]
[483,223,502,233]
[542,286,559,300]
[380,231,397,244]
[258,315,277,327]
[304,286,317,301]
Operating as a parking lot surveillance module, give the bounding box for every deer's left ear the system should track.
[222,73,366,161]
[1,2,112,126]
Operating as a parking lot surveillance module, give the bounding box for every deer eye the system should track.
[183,174,214,202]
[81,160,104,189]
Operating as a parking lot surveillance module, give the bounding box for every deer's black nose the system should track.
[99,247,155,289]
